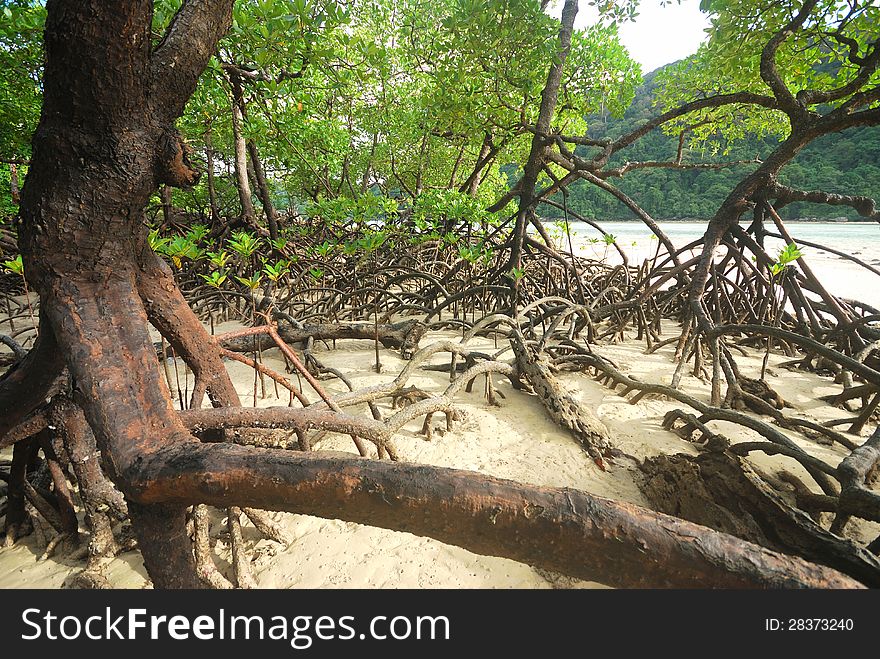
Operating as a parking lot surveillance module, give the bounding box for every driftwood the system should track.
[509,332,611,467]
[639,449,880,587]
[209,319,426,359]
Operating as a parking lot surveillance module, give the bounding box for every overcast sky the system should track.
[558,0,712,74]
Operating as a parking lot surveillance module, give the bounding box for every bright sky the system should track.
[558,0,712,74]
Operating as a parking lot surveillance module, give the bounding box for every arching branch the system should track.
[759,0,819,121]
[150,0,236,121]
[797,38,880,107]
[129,442,862,589]
[771,182,879,220]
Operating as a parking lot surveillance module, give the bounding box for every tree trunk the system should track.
[247,139,279,242]
[15,0,236,588]
[159,184,173,228]
[465,132,493,197]
[509,0,578,271]
[360,132,377,193]
[9,163,20,205]
[204,123,220,225]
[227,74,257,228]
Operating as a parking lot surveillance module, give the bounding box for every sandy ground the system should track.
[1,315,877,589]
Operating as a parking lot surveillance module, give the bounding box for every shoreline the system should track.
[549,218,876,224]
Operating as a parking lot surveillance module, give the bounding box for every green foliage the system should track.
[0,1,43,163]
[207,250,232,268]
[457,244,482,264]
[7,0,875,256]
[269,237,289,252]
[0,165,21,221]
[163,235,203,268]
[356,229,387,254]
[262,259,290,282]
[770,242,803,277]
[655,0,880,145]
[235,273,263,290]
[199,270,229,288]
[307,195,397,226]
[186,223,210,243]
[559,65,880,221]
[227,231,262,259]
[3,253,23,276]
[413,190,492,229]
[148,229,171,254]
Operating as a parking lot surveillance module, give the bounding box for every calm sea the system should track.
[553,221,880,310]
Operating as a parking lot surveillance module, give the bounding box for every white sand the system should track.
[1,319,877,588]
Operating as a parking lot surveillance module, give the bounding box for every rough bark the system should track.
[15,0,236,587]
[217,319,427,359]
[510,331,611,467]
[37,431,79,536]
[50,397,128,562]
[8,0,867,591]
[640,450,880,587]
[0,322,64,438]
[138,251,241,409]
[3,437,37,545]
[122,442,860,588]
[835,427,880,530]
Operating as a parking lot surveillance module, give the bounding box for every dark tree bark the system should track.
[461,132,496,197]
[0,315,64,437]
[640,450,880,587]
[508,0,579,272]
[15,0,236,587]
[3,437,37,545]
[216,318,427,358]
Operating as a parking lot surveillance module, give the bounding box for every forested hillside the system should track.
[559,65,880,221]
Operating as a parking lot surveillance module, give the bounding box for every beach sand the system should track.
[1,318,876,588]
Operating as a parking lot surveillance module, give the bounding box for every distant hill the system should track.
[556,65,880,222]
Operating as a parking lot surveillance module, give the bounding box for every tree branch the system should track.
[129,442,862,588]
[150,0,236,121]
[797,38,880,107]
[759,0,819,120]
[601,158,762,178]
[601,92,778,162]
[0,319,64,440]
[771,182,879,219]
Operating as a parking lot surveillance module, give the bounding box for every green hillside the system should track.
[557,66,880,222]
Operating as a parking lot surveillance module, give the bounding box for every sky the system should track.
[559,0,713,74]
